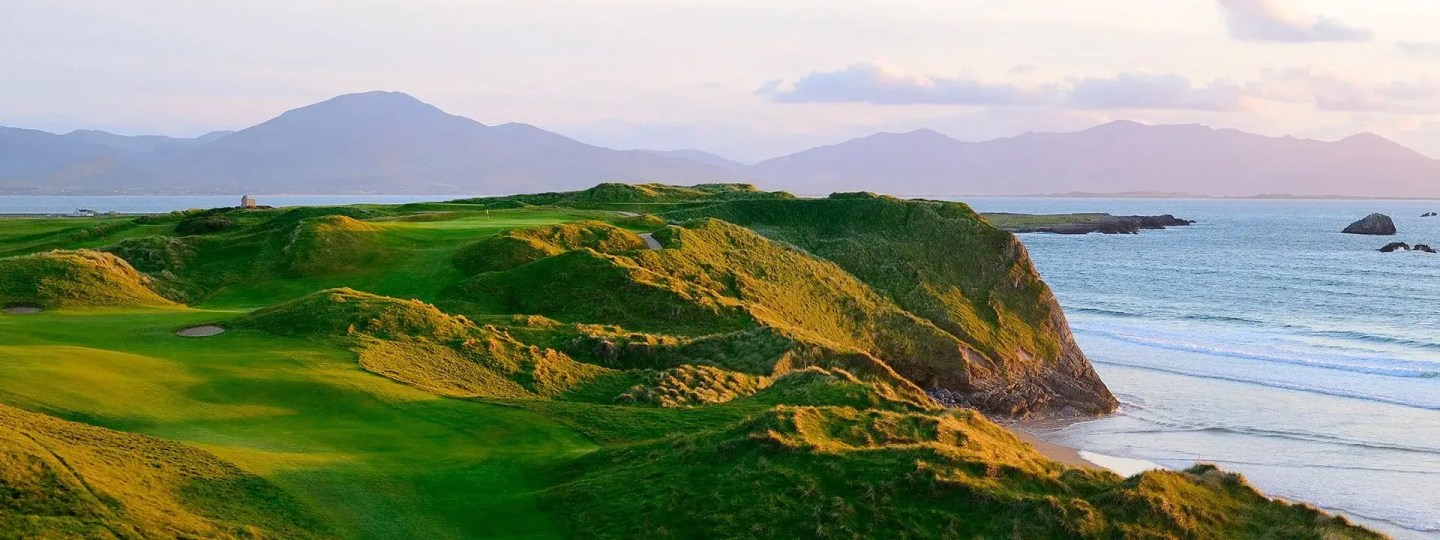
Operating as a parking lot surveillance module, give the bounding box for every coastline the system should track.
[1007,422,1164,478]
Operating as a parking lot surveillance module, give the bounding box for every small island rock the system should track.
[1379,242,1410,252]
[1422,212,1437,217]
[1342,213,1397,235]
[1415,244,1437,253]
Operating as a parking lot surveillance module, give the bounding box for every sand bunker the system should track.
[638,233,662,250]
[2,304,42,314]
[176,324,227,337]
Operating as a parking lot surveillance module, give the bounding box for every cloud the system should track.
[756,62,1053,105]
[762,65,1258,112]
[1264,68,1440,113]
[1399,41,1440,59]
[763,63,1440,116]
[1215,0,1372,43]
[1067,73,1256,111]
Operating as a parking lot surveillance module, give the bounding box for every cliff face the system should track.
[665,193,1118,416]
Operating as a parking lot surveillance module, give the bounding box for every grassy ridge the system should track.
[551,405,1377,539]
[0,249,176,308]
[238,288,614,400]
[451,221,647,275]
[0,401,329,539]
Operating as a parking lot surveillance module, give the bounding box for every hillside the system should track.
[663,193,1116,415]
[0,183,1380,538]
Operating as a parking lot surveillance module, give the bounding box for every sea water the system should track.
[966,197,1440,539]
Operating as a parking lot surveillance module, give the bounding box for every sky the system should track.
[5,0,1440,163]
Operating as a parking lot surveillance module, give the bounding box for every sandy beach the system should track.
[1008,423,1163,477]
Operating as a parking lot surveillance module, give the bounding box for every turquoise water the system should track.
[967,198,1440,539]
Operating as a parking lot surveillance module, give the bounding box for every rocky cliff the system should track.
[664,193,1118,416]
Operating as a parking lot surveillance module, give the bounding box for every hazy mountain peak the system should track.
[1340,131,1389,144]
[1086,119,1147,131]
[267,90,460,126]
[853,127,957,144]
[904,127,944,137]
[323,90,429,106]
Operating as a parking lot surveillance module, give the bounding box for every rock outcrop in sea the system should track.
[1423,212,1437,217]
[1342,213,1397,235]
[1378,242,1436,253]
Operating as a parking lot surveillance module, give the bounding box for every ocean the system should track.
[2,195,1436,537]
[965,197,1440,540]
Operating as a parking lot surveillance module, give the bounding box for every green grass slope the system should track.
[65,205,614,307]
[664,193,1117,416]
[0,249,177,309]
[237,288,612,400]
[452,221,646,275]
[551,404,1380,540]
[444,217,1035,413]
[445,247,755,335]
[0,402,330,539]
[279,216,384,277]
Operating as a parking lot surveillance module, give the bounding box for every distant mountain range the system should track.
[4,91,1440,198]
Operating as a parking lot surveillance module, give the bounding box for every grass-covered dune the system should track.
[552,406,1376,539]
[451,221,646,274]
[0,183,1380,539]
[0,249,176,309]
[0,402,329,539]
